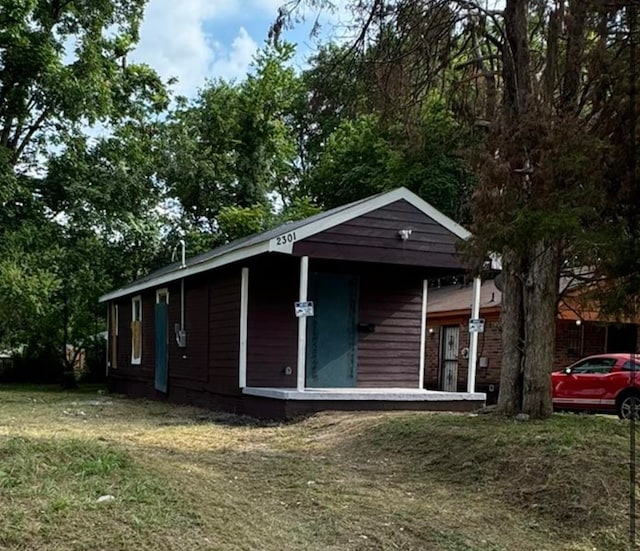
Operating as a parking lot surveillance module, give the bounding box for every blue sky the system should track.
[129,0,348,99]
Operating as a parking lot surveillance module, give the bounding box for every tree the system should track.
[305,101,474,220]
[161,43,306,252]
[469,1,636,417]
[0,117,169,381]
[0,0,170,378]
[0,0,168,172]
[273,0,637,418]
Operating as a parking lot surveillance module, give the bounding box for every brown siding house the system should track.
[101,188,486,419]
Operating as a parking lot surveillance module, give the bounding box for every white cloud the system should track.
[210,27,258,81]
[128,0,350,98]
[130,0,238,97]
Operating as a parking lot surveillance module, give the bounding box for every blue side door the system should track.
[154,298,168,393]
[306,272,358,388]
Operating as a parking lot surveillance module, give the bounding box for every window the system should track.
[131,296,142,364]
[571,358,617,374]
[623,361,640,372]
[566,324,582,356]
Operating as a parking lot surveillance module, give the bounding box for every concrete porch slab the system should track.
[243,387,486,402]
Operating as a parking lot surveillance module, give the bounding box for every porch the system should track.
[243,387,486,402]
[241,386,486,419]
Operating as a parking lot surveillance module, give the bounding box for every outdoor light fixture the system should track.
[575,319,582,326]
[398,229,412,241]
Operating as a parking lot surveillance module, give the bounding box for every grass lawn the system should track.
[0,385,636,550]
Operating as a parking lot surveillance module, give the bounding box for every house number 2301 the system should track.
[275,232,297,245]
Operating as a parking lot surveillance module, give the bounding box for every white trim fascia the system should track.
[100,187,471,303]
[100,241,270,302]
[239,267,249,388]
[401,191,471,240]
[267,187,471,256]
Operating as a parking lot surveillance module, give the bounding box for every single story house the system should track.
[100,188,486,419]
[425,279,640,403]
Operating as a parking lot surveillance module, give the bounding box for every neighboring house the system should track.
[100,188,486,419]
[425,279,640,403]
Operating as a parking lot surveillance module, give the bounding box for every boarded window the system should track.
[109,304,118,369]
[131,296,142,364]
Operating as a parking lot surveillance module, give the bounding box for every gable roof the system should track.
[100,187,471,302]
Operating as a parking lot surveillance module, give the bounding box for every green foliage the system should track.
[217,204,272,243]
[298,44,374,167]
[279,197,322,223]
[306,114,402,207]
[0,0,169,370]
[0,0,168,168]
[163,42,304,239]
[306,101,474,220]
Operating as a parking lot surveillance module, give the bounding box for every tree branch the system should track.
[13,108,51,163]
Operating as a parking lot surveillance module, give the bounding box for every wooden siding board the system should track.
[246,256,298,388]
[293,200,465,270]
[168,282,209,383]
[294,243,462,268]
[208,269,242,396]
[355,267,423,388]
[344,216,453,236]
[309,225,459,245]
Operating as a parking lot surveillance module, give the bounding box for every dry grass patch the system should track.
[0,385,635,550]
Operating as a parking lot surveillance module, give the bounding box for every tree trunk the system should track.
[497,249,525,415]
[561,0,587,111]
[522,241,560,418]
[503,0,531,120]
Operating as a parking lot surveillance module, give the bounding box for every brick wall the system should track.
[424,314,633,403]
[424,313,501,395]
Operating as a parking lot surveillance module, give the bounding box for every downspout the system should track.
[173,239,187,349]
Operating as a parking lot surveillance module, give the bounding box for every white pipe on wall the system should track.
[296,256,309,391]
[467,276,482,393]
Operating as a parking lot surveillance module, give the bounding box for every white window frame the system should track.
[108,303,119,370]
[131,295,143,365]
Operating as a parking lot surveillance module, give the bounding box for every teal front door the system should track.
[306,273,358,388]
[154,295,169,393]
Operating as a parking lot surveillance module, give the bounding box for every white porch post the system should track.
[296,256,309,391]
[239,267,249,388]
[467,276,481,393]
[418,279,428,389]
